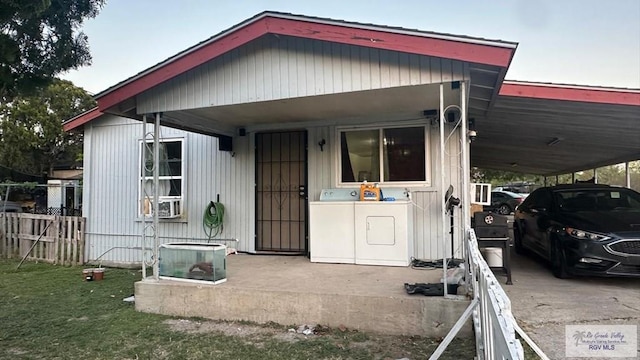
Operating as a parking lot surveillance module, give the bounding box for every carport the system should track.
[472,81,640,177]
[470,81,640,358]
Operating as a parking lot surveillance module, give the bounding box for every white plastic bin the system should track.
[481,247,503,267]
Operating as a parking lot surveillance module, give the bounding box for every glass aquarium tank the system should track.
[159,243,227,284]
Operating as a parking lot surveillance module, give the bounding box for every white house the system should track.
[64,11,640,268]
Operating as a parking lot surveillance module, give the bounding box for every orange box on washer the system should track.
[360,183,381,201]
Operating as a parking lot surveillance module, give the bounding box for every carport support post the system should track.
[152,113,160,280]
[460,81,470,253]
[140,113,161,280]
[141,115,147,279]
[626,162,631,187]
[460,81,472,293]
[439,83,449,296]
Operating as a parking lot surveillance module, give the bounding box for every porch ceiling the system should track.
[472,96,640,176]
[161,84,456,134]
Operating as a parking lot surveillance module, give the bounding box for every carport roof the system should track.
[474,81,640,176]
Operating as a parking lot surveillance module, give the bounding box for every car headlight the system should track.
[564,227,610,241]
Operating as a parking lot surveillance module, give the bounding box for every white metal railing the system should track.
[467,229,524,359]
[429,228,550,359]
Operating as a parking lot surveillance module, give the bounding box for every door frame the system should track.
[254,130,309,254]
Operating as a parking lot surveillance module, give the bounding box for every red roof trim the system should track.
[63,107,103,132]
[499,83,640,106]
[97,15,515,110]
[98,20,267,110]
[265,17,514,67]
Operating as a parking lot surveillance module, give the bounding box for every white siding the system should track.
[85,114,463,264]
[411,127,464,260]
[137,35,468,114]
[307,126,333,200]
[83,115,256,264]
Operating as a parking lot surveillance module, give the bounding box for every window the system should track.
[471,183,491,205]
[339,126,428,185]
[528,189,552,210]
[139,138,184,217]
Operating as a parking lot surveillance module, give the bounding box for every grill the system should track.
[607,240,640,255]
[609,263,640,275]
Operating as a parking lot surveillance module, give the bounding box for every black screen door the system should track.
[256,131,307,253]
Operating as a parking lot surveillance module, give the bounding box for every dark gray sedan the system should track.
[514,184,640,278]
[488,190,526,215]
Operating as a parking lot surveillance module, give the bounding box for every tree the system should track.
[0,0,105,101]
[472,168,542,187]
[0,78,95,176]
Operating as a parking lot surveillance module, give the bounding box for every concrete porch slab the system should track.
[135,254,471,337]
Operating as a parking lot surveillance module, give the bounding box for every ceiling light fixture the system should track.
[547,137,563,146]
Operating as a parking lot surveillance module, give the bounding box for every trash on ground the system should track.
[296,324,316,335]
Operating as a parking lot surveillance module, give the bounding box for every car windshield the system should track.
[555,188,640,212]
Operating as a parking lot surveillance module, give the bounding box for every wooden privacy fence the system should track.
[0,213,86,265]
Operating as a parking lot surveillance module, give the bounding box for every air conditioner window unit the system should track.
[145,198,181,218]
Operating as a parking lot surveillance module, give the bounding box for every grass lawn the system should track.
[0,259,476,359]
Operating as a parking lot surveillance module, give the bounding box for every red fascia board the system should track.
[97,16,514,111]
[97,20,267,110]
[500,83,640,106]
[265,17,514,67]
[63,108,103,132]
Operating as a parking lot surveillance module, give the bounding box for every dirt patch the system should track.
[67,316,89,322]
[8,348,28,355]
[165,319,283,337]
[164,319,310,348]
[163,318,475,359]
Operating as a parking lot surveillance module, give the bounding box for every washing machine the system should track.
[309,189,359,264]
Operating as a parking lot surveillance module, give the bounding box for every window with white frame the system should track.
[139,138,184,218]
[339,126,428,185]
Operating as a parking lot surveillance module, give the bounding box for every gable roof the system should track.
[93,11,518,112]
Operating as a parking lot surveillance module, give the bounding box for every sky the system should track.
[61,0,640,95]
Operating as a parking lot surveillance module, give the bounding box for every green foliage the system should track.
[476,162,640,192]
[472,168,542,187]
[0,78,95,176]
[0,0,105,101]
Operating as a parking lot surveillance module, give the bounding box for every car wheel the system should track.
[551,240,570,279]
[498,204,512,215]
[513,226,528,255]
